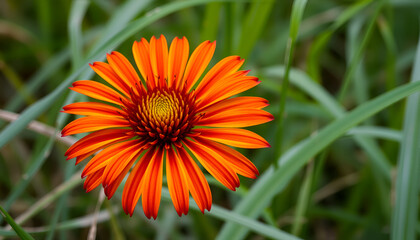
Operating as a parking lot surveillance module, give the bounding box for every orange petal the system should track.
[104,150,141,199]
[166,147,189,216]
[102,142,145,188]
[62,102,122,117]
[65,128,131,160]
[132,38,155,89]
[89,62,131,96]
[81,140,139,178]
[197,109,274,127]
[83,167,105,192]
[75,151,95,165]
[195,128,270,149]
[140,147,164,219]
[177,147,212,213]
[195,56,244,96]
[184,139,240,191]
[201,96,269,114]
[197,72,259,109]
[61,116,129,136]
[122,148,155,216]
[168,37,189,89]
[74,132,135,165]
[107,51,141,87]
[194,137,259,178]
[150,35,168,87]
[183,40,216,91]
[70,80,125,105]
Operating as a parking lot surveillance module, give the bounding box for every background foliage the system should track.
[1,0,420,239]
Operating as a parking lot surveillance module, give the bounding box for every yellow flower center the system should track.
[149,92,172,121]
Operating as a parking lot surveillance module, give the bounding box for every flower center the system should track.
[123,87,201,149]
[152,96,171,120]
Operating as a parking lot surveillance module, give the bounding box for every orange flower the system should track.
[62,35,273,219]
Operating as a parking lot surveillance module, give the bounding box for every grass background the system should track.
[0,0,420,239]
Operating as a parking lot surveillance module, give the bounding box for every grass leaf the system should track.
[0,206,35,240]
[391,26,420,240]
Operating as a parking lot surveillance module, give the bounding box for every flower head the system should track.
[62,35,273,219]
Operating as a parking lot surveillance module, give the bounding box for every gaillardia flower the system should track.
[62,35,273,219]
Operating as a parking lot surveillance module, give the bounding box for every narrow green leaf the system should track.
[105,201,125,240]
[68,0,90,69]
[201,3,223,42]
[275,0,308,166]
[3,137,55,210]
[331,0,373,31]
[36,0,52,45]
[391,0,420,7]
[391,26,420,240]
[0,209,116,236]
[0,57,35,105]
[0,206,35,240]
[4,48,69,112]
[89,0,152,54]
[237,0,275,58]
[307,0,373,81]
[337,0,384,102]
[12,173,83,226]
[346,126,401,142]
[291,162,314,236]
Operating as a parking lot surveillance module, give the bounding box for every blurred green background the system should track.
[1,0,420,239]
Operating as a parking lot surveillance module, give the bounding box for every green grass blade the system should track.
[307,0,373,81]
[331,0,373,31]
[68,0,89,69]
[347,15,369,104]
[291,162,314,236]
[237,0,275,58]
[391,27,420,240]
[275,0,308,167]
[217,81,420,239]
[104,201,125,240]
[0,209,117,237]
[346,126,401,142]
[391,0,420,7]
[4,48,69,111]
[0,206,35,240]
[36,0,52,46]
[200,3,222,41]
[0,0,228,149]
[89,0,151,54]
[337,0,384,102]
[45,161,75,240]
[0,57,35,105]
[3,138,55,210]
[12,173,83,226]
